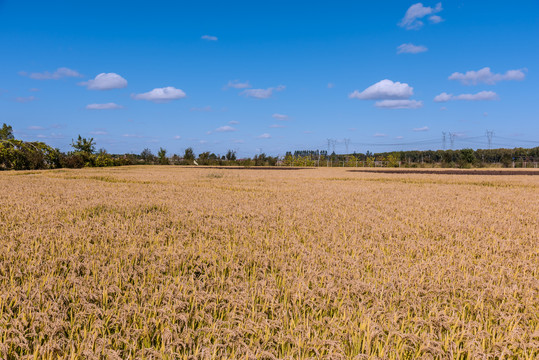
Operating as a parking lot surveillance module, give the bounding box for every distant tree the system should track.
[95,149,114,167]
[170,154,181,165]
[158,147,169,165]
[140,148,155,163]
[225,149,237,161]
[459,148,476,168]
[71,135,95,154]
[198,151,210,165]
[0,123,15,140]
[183,147,195,161]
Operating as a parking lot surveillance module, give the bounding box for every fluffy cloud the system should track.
[86,103,123,110]
[448,67,526,85]
[132,87,186,102]
[20,67,82,80]
[399,2,443,30]
[215,125,236,132]
[349,79,414,100]
[201,35,218,41]
[80,73,127,90]
[429,15,443,23]
[226,80,251,89]
[375,99,423,109]
[270,124,286,128]
[433,92,452,102]
[229,120,240,125]
[272,113,289,120]
[434,91,498,102]
[413,126,430,132]
[241,85,285,99]
[257,133,271,139]
[397,43,428,54]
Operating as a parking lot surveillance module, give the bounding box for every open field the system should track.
[1,166,538,359]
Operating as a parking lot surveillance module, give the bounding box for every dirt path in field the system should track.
[348,169,539,175]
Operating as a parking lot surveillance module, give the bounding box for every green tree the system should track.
[140,148,155,163]
[158,147,169,165]
[71,135,95,154]
[183,147,195,162]
[0,124,14,140]
[386,154,399,167]
[225,149,236,161]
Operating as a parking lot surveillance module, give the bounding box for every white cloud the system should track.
[327,83,335,88]
[397,43,428,54]
[448,67,526,85]
[257,133,271,139]
[399,2,443,30]
[86,102,123,110]
[229,120,240,125]
[375,99,423,109]
[80,73,127,90]
[270,124,286,128]
[132,86,186,102]
[201,35,218,41]
[374,133,387,137]
[395,136,404,139]
[90,131,108,135]
[454,91,498,101]
[349,79,414,100]
[226,80,251,89]
[15,96,36,103]
[413,126,430,132]
[429,15,443,23]
[28,126,45,130]
[241,85,285,99]
[215,125,236,132]
[272,113,289,120]
[434,91,498,102]
[433,92,452,102]
[122,134,144,138]
[20,67,82,80]
[174,135,181,140]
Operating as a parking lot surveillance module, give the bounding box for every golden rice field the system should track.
[1,166,538,359]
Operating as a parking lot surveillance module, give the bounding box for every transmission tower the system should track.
[344,138,350,154]
[449,132,457,149]
[486,130,494,149]
[442,132,446,150]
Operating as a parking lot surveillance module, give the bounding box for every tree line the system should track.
[0,123,278,170]
[1,123,538,170]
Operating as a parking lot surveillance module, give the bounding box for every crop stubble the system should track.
[0,166,538,359]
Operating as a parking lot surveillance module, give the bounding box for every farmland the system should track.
[1,166,538,359]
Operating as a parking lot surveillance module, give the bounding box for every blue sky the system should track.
[1,0,538,156]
